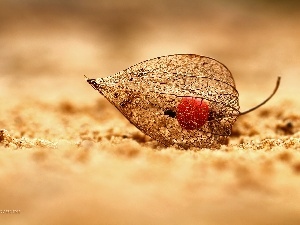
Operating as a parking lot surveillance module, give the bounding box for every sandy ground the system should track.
[1,1,300,224]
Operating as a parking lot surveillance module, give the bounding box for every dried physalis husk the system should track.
[86,54,280,149]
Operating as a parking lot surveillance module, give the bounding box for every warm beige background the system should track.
[0,0,300,224]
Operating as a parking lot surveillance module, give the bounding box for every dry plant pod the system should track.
[86,54,280,149]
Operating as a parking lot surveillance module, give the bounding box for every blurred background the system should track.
[1,2,300,224]
[0,0,299,106]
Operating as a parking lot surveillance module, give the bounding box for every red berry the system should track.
[176,97,209,130]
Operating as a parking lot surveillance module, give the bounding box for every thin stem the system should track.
[239,76,281,115]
